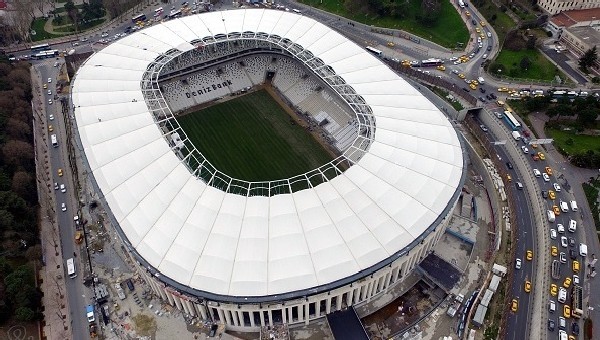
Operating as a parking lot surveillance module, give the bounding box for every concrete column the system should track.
[347,289,354,306]
[383,272,391,291]
[231,309,240,326]
[367,281,374,300]
[268,310,273,326]
[325,297,331,314]
[259,310,265,327]
[223,309,232,326]
[173,295,183,311]
[158,285,168,300]
[218,308,226,324]
[336,294,342,310]
[249,311,255,327]
[282,307,287,324]
[236,310,244,327]
[165,291,175,305]
[303,304,309,325]
[316,299,321,316]
[198,303,208,320]
[288,307,293,323]
[298,304,304,322]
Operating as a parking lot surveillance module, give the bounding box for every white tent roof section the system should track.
[71,8,464,298]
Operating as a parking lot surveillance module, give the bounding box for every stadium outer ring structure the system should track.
[71,9,466,330]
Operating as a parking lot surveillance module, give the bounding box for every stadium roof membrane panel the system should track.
[71,9,464,298]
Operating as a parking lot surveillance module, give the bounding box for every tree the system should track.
[577,108,599,126]
[520,56,531,71]
[579,46,598,71]
[2,140,34,168]
[526,35,537,49]
[64,0,79,31]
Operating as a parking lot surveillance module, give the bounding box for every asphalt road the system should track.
[38,62,91,340]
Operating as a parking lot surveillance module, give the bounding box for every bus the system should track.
[551,90,566,98]
[66,258,77,279]
[421,58,444,67]
[132,13,147,23]
[154,7,164,17]
[365,46,382,57]
[503,111,522,130]
[33,50,59,59]
[168,10,182,19]
[51,134,58,148]
[31,43,50,52]
[571,285,583,318]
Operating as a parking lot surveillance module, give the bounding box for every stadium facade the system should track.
[71,9,466,330]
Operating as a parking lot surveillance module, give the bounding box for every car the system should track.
[569,249,577,260]
[573,275,579,285]
[54,182,59,190]
[568,237,575,247]
[48,125,53,132]
[480,124,488,132]
[516,182,523,190]
[563,277,572,288]
[526,250,533,261]
[47,78,52,83]
[515,258,522,269]
[469,53,475,58]
[561,236,568,248]
[549,190,556,200]
[506,162,514,169]
[573,260,580,273]
[47,89,52,96]
[545,166,553,175]
[506,174,512,182]
[458,73,466,79]
[549,300,556,312]
[551,246,558,256]
[550,228,557,239]
[539,152,546,160]
[572,321,580,335]
[469,83,477,90]
[58,168,63,177]
[490,93,497,99]
[521,146,529,154]
[532,153,540,161]
[466,11,471,16]
[449,57,458,61]
[482,53,488,59]
[43,83,48,89]
[557,223,565,233]
[60,184,66,193]
[550,283,558,296]
[436,65,446,71]
[560,252,566,263]
[553,205,561,215]
[554,183,561,192]
[479,87,486,93]
[471,18,477,25]
[524,280,531,293]
[511,299,518,312]
[548,319,555,331]
[61,202,67,212]
[463,87,470,92]
[564,305,571,318]
[48,99,53,105]
[498,87,508,92]
[542,190,548,199]
[543,173,550,182]
[451,68,459,74]
[49,114,54,121]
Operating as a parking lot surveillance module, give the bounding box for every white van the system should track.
[477,76,485,84]
[558,287,567,303]
[570,200,578,212]
[568,219,577,232]
[558,317,566,330]
[559,200,569,213]
[559,330,567,340]
[547,210,555,223]
[580,243,588,257]
[533,169,541,177]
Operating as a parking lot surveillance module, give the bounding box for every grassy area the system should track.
[493,49,560,81]
[299,0,469,48]
[473,1,515,43]
[430,86,464,111]
[31,18,63,41]
[582,181,600,238]
[546,128,600,155]
[176,90,334,181]
[53,17,106,33]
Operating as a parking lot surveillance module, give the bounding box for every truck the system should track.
[571,285,583,318]
[115,283,126,300]
[86,304,95,323]
[511,131,521,141]
[551,260,561,280]
[446,293,465,317]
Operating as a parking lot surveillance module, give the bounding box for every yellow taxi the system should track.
[524,280,531,293]
[531,143,539,148]
[553,205,561,216]
[58,168,63,177]
[506,174,512,182]
[387,42,394,47]
[545,166,553,176]
[460,56,470,62]
[466,11,471,16]
[538,152,545,160]
[43,83,48,89]
[549,190,556,200]
[550,283,558,296]
[436,65,446,71]
[458,73,466,79]
[480,33,486,39]
[564,305,571,318]
[526,250,533,261]
[475,27,481,33]
[48,125,53,132]
[402,60,411,67]
[480,21,486,26]
[498,87,509,92]
[511,299,518,312]
[573,260,580,273]
[469,83,477,90]
[563,277,572,288]
[551,246,558,256]
[471,80,479,86]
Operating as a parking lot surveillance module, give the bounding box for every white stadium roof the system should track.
[71,9,464,300]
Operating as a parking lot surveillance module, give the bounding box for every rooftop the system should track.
[550,7,600,27]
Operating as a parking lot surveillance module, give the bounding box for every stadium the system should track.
[71,9,466,331]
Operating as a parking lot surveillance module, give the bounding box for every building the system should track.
[546,7,600,36]
[71,9,465,331]
[538,0,600,15]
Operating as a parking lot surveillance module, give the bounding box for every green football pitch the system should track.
[176,90,335,182]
